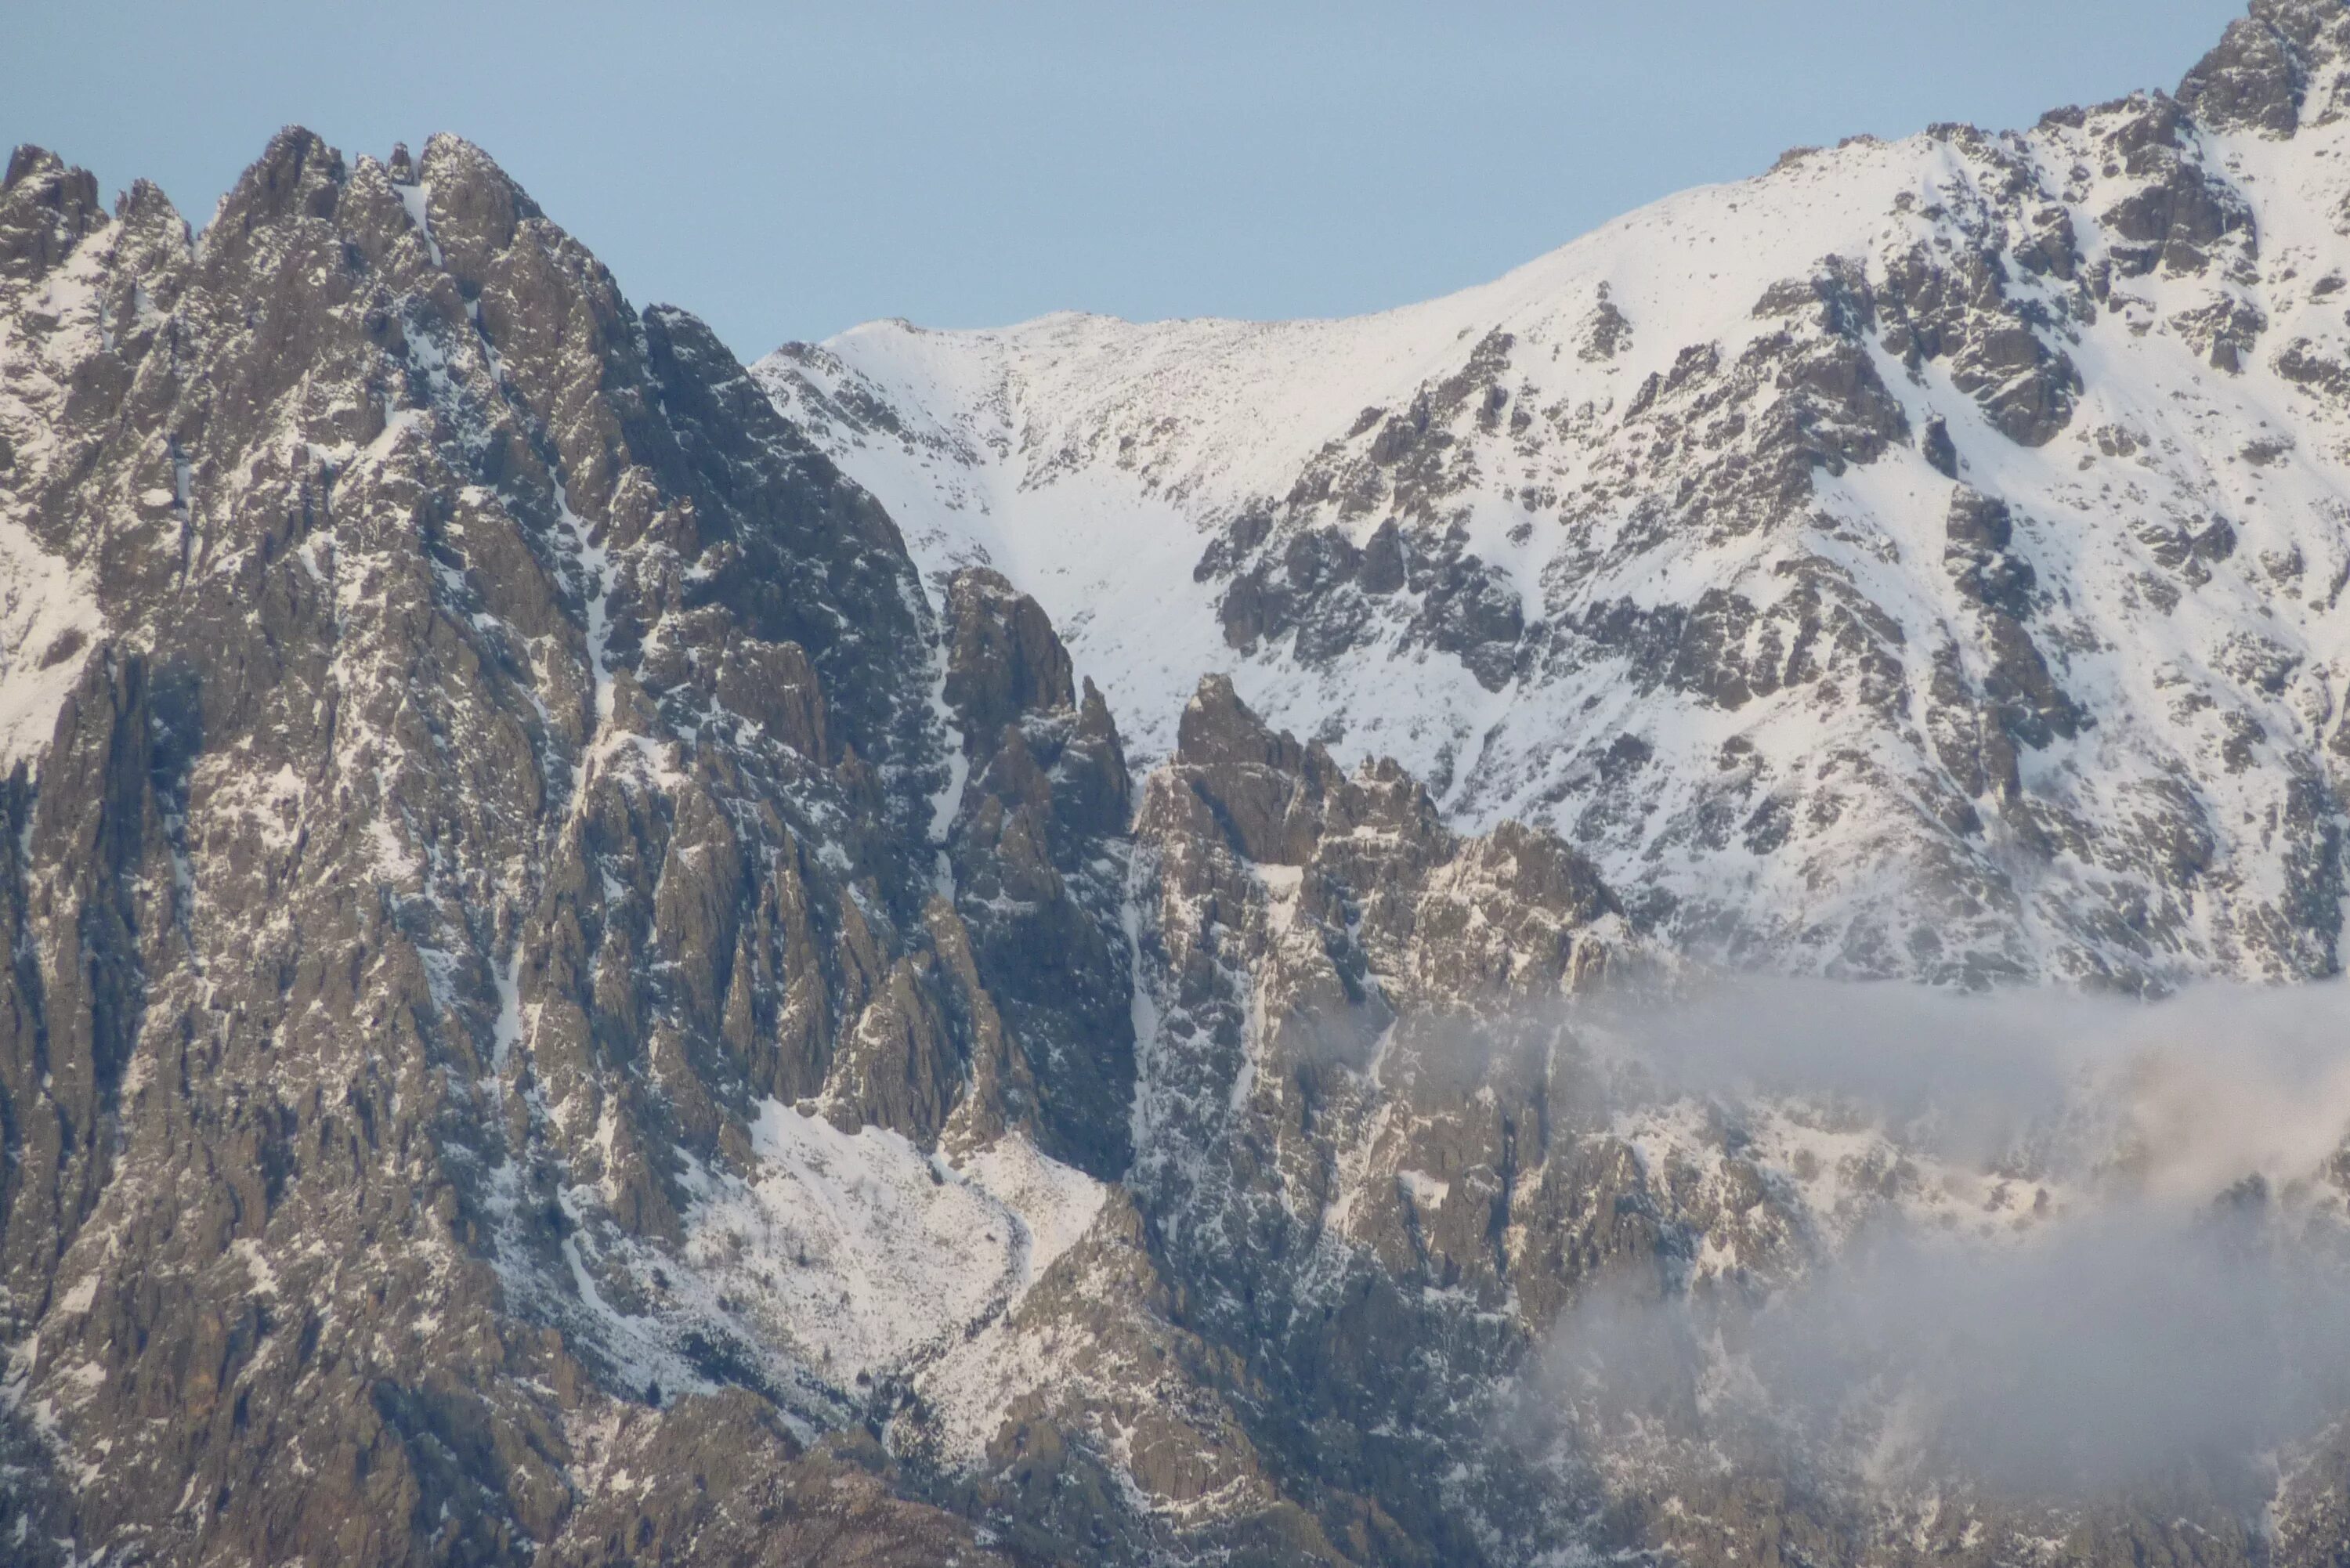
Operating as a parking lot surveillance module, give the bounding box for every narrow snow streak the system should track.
[395,179,443,268]
[553,480,616,723]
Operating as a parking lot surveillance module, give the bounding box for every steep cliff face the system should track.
[0,127,1122,1565]
[761,0,2350,993]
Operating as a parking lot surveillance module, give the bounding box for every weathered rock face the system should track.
[761,0,2350,993]
[867,674,1651,1566]
[936,566,1137,1175]
[0,128,1132,1565]
[2180,0,2350,135]
[1112,679,1640,1558]
[0,124,1659,1568]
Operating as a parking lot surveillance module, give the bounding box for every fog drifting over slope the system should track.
[1541,980,2350,1498]
[1589,979,2350,1198]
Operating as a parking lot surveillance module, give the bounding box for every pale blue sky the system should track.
[7,1,2247,357]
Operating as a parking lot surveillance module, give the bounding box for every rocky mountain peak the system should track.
[1168,673,1343,862]
[2181,0,2350,136]
[0,122,1097,1561]
[943,565,1076,746]
[1,144,104,281]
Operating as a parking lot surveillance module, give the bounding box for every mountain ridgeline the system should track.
[765,0,2350,994]
[2,3,2350,1565]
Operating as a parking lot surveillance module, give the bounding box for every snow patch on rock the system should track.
[680,1103,1106,1388]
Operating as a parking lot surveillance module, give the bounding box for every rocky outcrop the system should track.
[936,567,1136,1174]
[2179,0,2350,135]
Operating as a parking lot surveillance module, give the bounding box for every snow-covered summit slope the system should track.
[759,0,2350,989]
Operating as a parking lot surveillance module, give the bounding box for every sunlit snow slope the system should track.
[760,3,2350,988]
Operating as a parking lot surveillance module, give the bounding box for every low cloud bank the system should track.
[1582,977,2350,1200]
[1543,978,2350,1498]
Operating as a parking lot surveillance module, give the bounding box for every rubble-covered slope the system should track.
[761,0,2350,991]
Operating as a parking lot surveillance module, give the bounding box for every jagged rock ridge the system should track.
[0,123,1087,1563]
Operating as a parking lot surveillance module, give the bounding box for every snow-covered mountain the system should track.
[760,0,2350,992]
[8,5,2350,1568]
